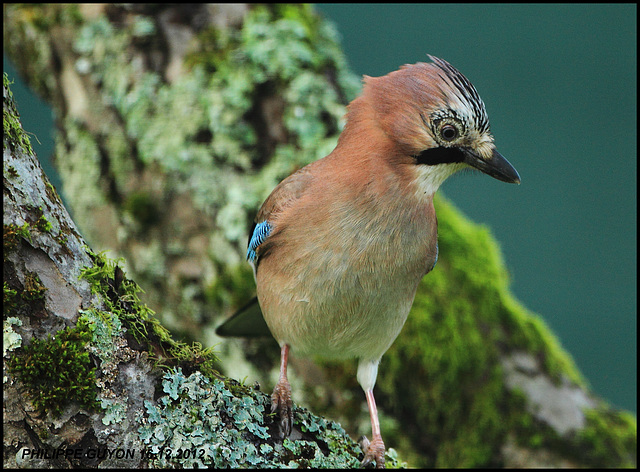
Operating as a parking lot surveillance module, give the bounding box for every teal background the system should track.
[4,4,636,414]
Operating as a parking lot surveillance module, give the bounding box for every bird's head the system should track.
[359,55,520,191]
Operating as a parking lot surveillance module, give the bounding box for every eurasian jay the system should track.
[219,55,520,468]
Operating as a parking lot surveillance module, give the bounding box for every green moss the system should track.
[33,207,53,233]
[6,319,99,417]
[22,272,47,301]
[168,341,220,380]
[574,408,637,467]
[3,222,31,254]
[79,250,220,377]
[3,73,34,156]
[4,209,58,256]
[3,282,19,316]
[80,250,168,344]
[503,387,542,448]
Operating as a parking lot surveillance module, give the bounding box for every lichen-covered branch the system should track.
[4,75,371,468]
[4,4,636,468]
[4,4,359,344]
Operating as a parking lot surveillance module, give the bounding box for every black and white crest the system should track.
[428,55,490,135]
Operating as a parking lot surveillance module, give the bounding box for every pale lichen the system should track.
[138,367,371,468]
[3,316,23,358]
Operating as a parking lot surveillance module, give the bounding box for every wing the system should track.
[218,165,317,337]
[246,220,272,262]
[246,164,316,267]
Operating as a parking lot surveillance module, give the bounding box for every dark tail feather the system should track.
[216,296,272,338]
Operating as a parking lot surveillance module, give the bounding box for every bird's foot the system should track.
[359,434,386,469]
[271,377,293,438]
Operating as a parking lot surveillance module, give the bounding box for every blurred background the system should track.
[4,4,636,415]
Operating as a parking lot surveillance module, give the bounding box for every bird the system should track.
[217,55,520,468]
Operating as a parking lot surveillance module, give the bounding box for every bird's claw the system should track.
[271,378,293,438]
[359,434,386,469]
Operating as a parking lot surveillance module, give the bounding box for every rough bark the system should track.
[4,75,366,468]
[4,4,636,468]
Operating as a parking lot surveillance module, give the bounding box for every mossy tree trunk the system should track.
[4,3,357,343]
[4,75,366,469]
[4,4,636,468]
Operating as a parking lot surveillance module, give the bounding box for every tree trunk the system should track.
[4,74,365,468]
[4,4,636,468]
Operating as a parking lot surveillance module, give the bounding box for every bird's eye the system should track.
[440,124,459,142]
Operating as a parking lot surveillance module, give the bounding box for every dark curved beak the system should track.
[463,148,521,184]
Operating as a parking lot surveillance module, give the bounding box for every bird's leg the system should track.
[271,343,293,438]
[360,388,386,468]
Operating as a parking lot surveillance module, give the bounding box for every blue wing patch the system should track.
[247,221,272,262]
